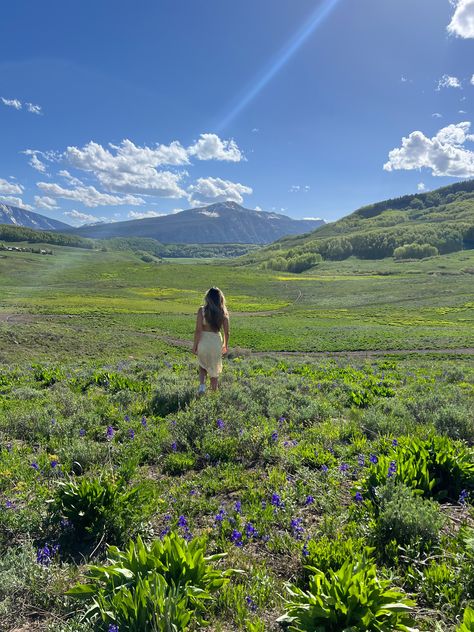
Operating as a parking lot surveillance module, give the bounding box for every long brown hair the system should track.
[203,287,228,331]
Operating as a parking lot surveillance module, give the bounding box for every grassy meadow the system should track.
[0,244,473,632]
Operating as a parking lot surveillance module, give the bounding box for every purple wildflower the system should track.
[141,416,147,427]
[357,454,365,467]
[177,515,187,528]
[108,625,119,632]
[5,500,14,509]
[36,544,59,566]
[245,522,257,538]
[354,491,363,503]
[215,509,226,523]
[79,428,86,437]
[171,441,177,451]
[302,540,309,557]
[271,431,278,442]
[50,460,58,469]
[339,463,349,473]
[271,493,284,508]
[235,500,242,514]
[31,461,39,471]
[216,418,224,430]
[369,454,378,464]
[291,518,304,539]
[392,438,399,447]
[128,428,135,440]
[231,529,243,547]
[304,495,315,506]
[387,461,397,478]
[459,489,469,505]
[106,425,115,440]
[246,595,257,612]
[124,415,130,422]
[321,464,328,473]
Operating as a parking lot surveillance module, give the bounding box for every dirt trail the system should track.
[1,312,472,358]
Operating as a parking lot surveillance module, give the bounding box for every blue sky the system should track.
[0,0,473,226]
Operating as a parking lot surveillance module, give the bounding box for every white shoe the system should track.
[198,383,206,394]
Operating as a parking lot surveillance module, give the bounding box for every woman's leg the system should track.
[210,377,218,391]
[199,366,207,393]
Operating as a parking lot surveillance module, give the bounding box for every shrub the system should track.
[162,451,197,475]
[372,482,443,560]
[277,550,417,631]
[394,243,438,260]
[68,533,236,631]
[49,475,152,551]
[150,376,195,416]
[303,535,366,576]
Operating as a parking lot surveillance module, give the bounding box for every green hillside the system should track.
[246,179,474,272]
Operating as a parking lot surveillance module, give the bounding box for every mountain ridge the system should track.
[70,201,325,244]
[0,203,71,231]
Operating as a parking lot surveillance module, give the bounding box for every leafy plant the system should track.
[359,436,474,502]
[68,533,237,630]
[277,550,418,631]
[49,475,150,550]
[458,607,474,632]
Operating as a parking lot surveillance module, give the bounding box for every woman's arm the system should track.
[192,308,203,354]
[222,316,230,354]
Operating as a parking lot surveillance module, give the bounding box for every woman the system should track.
[192,287,229,392]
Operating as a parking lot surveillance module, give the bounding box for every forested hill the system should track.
[247,179,474,272]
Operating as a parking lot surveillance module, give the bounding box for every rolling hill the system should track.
[71,201,325,244]
[248,179,474,271]
[0,203,71,231]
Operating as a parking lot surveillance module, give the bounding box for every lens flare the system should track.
[217,0,343,131]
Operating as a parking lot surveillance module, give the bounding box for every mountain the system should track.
[0,203,71,231]
[71,201,325,244]
[250,179,474,270]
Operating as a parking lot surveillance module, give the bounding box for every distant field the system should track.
[0,243,473,362]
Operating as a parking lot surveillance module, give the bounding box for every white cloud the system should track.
[432,113,443,118]
[437,74,462,90]
[65,139,188,197]
[58,169,84,186]
[384,121,474,177]
[255,205,262,211]
[459,109,468,114]
[0,196,33,210]
[252,128,259,133]
[26,103,42,115]
[34,195,59,210]
[0,178,23,195]
[188,133,243,162]
[448,0,474,38]
[471,74,474,85]
[63,210,107,225]
[127,210,165,219]
[1,97,43,114]
[187,177,252,205]
[37,182,145,207]
[290,184,311,193]
[417,182,426,191]
[1,97,22,110]
[303,216,323,220]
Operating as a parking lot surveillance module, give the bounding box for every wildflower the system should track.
[216,418,224,430]
[271,493,284,508]
[36,544,59,566]
[5,500,14,509]
[108,625,119,632]
[160,526,171,539]
[302,540,309,557]
[50,460,58,469]
[339,463,349,473]
[392,438,399,447]
[304,495,314,506]
[235,500,242,514]
[231,530,243,547]
[171,441,177,451]
[271,431,278,442]
[278,416,286,424]
[31,461,39,471]
[189,489,196,496]
[357,454,365,467]
[215,508,226,523]
[291,518,304,539]
[369,454,378,464]
[321,464,328,473]
[354,492,363,503]
[245,522,257,538]
[177,515,187,528]
[246,595,257,612]
[387,460,397,478]
[79,428,86,437]
[106,426,115,440]
[459,489,469,505]
[50,418,56,426]
[141,416,147,427]
[128,428,135,440]
[124,415,130,422]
